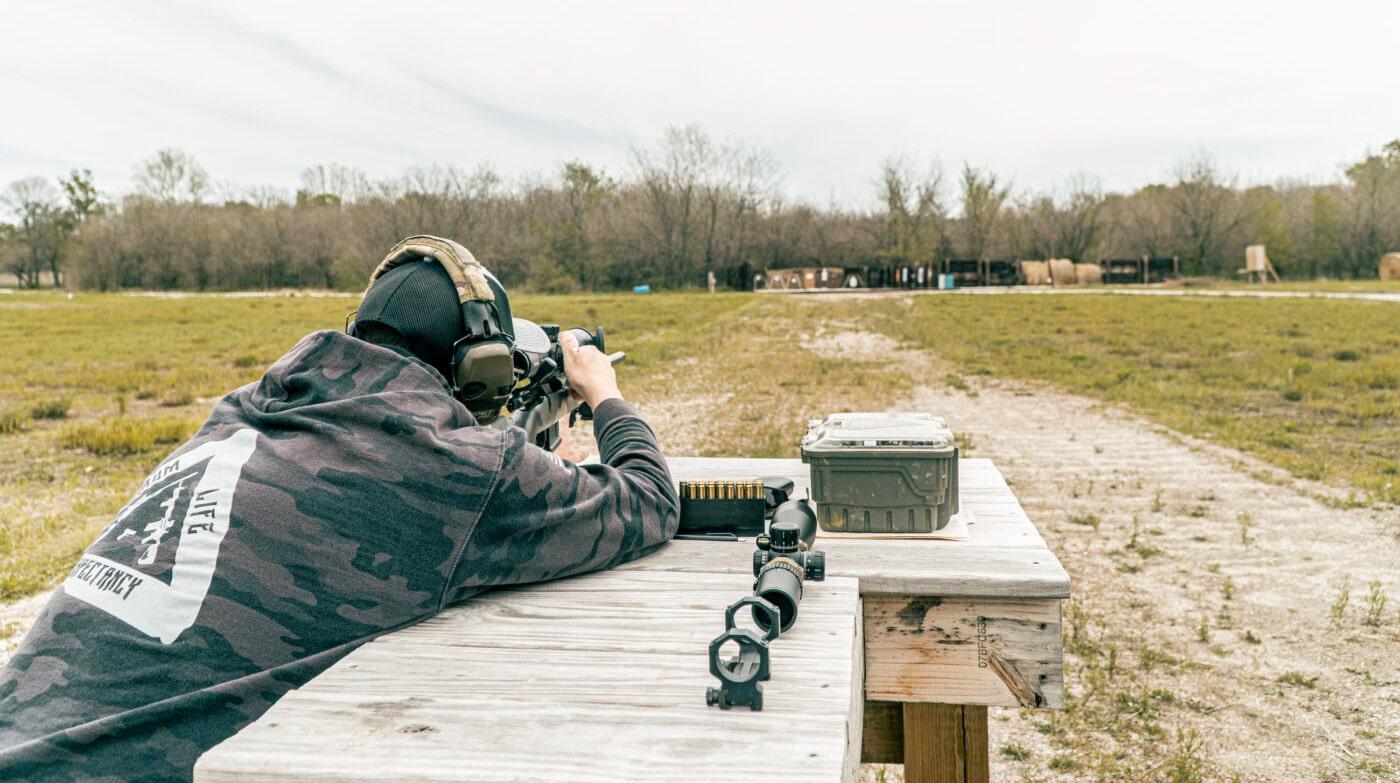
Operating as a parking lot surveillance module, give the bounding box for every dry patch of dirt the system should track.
[0,590,52,663]
[800,330,902,359]
[908,376,1400,781]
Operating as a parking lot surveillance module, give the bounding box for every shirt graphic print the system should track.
[63,429,258,644]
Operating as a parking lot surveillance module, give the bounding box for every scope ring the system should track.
[707,627,771,684]
[724,595,781,642]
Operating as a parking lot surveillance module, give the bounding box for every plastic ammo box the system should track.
[800,412,959,533]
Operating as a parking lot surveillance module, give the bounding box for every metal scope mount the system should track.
[705,596,780,711]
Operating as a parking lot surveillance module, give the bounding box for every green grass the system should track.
[2,285,1397,603]
[0,409,30,434]
[864,293,1400,505]
[0,290,764,600]
[5,284,1398,782]
[58,416,198,456]
[1001,744,1031,761]
[1277,671,1319,688]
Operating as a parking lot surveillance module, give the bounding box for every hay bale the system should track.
[1074,263,1103,285]
[1020,260,1049,286]
[1049,258,1077,286]
[1381,253,1400,281]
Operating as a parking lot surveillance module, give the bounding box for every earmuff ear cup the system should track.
[453,338,514,422]
[449,295,515,424]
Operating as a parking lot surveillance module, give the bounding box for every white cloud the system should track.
[2,0,1398,207]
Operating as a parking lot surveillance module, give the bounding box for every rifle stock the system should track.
[510,387,580,452]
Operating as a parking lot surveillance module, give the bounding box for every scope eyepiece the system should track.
[562,326,602,353]
[753,558,803,634]
[749,499,825,635]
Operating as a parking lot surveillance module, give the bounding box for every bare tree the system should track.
[1113,185,1175,257]
[1167,151,1245,275]
[371,163,501,250]
[876,155,945,264]
[2,177,69,287]
[1054,173,1104,262]
[299,163,371,205]
[133,148,211,204]
[1018,193,1059,260]
[630,124,711,287]
[698,145,780,285]
[1340,140,1400,276]
[957,163,1009,260]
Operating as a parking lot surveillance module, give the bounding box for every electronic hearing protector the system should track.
[358,235,516,423]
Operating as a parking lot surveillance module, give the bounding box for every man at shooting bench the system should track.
[0,235,680,782]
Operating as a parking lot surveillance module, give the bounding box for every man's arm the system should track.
[442,336,679,602]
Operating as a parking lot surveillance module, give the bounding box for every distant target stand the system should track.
[1241,244,1281,283]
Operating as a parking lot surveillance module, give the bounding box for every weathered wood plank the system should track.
[861,701,905,763]
[617,539,1070,598]
[905,703,964,783]
[863,595,1064,708]
[388,571,856,651]
[963,706,990,783]
[657,458,1071,598]
[199,698,856,782]
[317,646,852,711]
[196,571,863,782]
[844,596,865,782]
[902,704,990,783]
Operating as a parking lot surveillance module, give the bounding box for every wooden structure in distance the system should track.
[1242,245,1282,283]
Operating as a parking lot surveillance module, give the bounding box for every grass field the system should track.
[2,286,1397,600]
[3,284,1399,781]
[876,292,1400,507]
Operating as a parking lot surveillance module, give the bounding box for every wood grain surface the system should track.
[196,571,863,782]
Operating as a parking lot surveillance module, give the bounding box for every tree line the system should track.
[3,128,1399,292]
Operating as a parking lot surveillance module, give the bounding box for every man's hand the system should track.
[560,332,623,410]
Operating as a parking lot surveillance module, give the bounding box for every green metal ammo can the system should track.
[800,412,959,533]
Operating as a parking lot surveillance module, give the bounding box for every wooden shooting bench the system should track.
[195,457,1068,783]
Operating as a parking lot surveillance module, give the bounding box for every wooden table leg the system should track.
[902,703,989,783]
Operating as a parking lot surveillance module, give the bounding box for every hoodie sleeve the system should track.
[443,399,679,602]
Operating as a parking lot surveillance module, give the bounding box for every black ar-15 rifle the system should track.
[504,319,624,452]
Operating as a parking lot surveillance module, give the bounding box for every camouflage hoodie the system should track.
[0,330,679,782]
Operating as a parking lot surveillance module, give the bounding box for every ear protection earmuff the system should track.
[360,235,516,423]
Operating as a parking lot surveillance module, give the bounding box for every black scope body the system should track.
[751,500,825,635]
[508,323,605,411]
[513,323,603,376]
[550,325,604,364]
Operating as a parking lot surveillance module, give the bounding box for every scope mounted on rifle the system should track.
[506,319,623,452]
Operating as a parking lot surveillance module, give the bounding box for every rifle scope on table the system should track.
[751,499,825,635]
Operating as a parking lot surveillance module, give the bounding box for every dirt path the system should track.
[793,323,1398,780]
[912,377,1400,781]
[0,591,52,662]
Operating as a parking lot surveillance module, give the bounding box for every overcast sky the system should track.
[3,0,1398,209]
